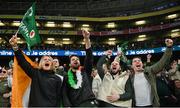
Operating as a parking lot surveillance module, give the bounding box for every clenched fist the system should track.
[82,29,90,39]
[9,35,18,47]
[147,54,152,59]
[165,39,173,47]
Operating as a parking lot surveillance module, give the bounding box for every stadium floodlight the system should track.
[45,22,55,27]
[167,14,178,19]
[107,41,115,45]
[171,29,180,32]
[62,38,70,41]
[81,24,90,31]
[62,22,72,28]
[137,38,146,41]
[108,38,116,41]
[138,35,146,38]
[17,41,24,44]
[81,27,90,31]
[0,21,5,26]
[135,20,146,25]
[47,38,55,41]
[82,24,89,27]
[107,22,116,28]
[44,41,55,44]
[12,21,21,26]
[171,32,179,38]
[62,41,72,44]
[81,42,85,44]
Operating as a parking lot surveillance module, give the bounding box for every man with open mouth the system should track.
[62,29,97,107]
[96,50,133,107]
[131,39,173,107]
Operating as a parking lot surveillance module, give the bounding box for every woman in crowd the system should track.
[9,35,62,107]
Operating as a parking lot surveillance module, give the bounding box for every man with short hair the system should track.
[62,30,97,107]
[96,50,133,107]
[131,39,173,107]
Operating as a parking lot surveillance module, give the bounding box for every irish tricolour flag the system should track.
[11,3,40,107]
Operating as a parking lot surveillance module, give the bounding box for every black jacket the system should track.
[14,49,62,107]
[62,48,95,107]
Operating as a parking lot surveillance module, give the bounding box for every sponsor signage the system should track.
[0,45,179,56]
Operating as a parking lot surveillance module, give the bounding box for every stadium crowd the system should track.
[0,30,180,107]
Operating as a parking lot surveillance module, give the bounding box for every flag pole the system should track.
[15,29,19,36]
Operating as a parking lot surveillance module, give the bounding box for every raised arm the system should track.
[82,30,93,81]
[82,29,91,49]
[97,50,111,79]
[149,39,173,74]
[97,55,108,79]
[9,35,36,78]
[114,51,131,71]
[146,54,152,66]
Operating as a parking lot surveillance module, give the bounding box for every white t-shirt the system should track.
[134,72,152,106]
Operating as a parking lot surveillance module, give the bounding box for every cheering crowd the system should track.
[0,30,180,107]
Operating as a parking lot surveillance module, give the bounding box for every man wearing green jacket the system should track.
[131,39,173,107]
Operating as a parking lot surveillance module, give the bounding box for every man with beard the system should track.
[62,30,97,107]
[131,39,173,107]
[96,50,133,107]
[9,35,62,107]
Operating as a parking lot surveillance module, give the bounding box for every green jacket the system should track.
[130,47,172,107]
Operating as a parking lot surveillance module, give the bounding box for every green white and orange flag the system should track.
[18,2,41,51]
[11,53,38,107]
[11,3,40,107]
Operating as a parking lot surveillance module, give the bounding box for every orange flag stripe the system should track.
[11,53,38,107]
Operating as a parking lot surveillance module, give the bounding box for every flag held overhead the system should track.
[19,3,41,51]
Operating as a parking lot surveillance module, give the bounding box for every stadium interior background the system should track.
[0,0,179,67]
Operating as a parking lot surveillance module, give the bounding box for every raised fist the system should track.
[147,54,152,59]
[9,35,18,47]
[165,39,173,47]
[82,29,90,39]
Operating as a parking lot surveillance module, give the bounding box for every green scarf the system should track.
[67,69,77,88]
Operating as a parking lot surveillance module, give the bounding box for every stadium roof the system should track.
[0,0,179,17]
